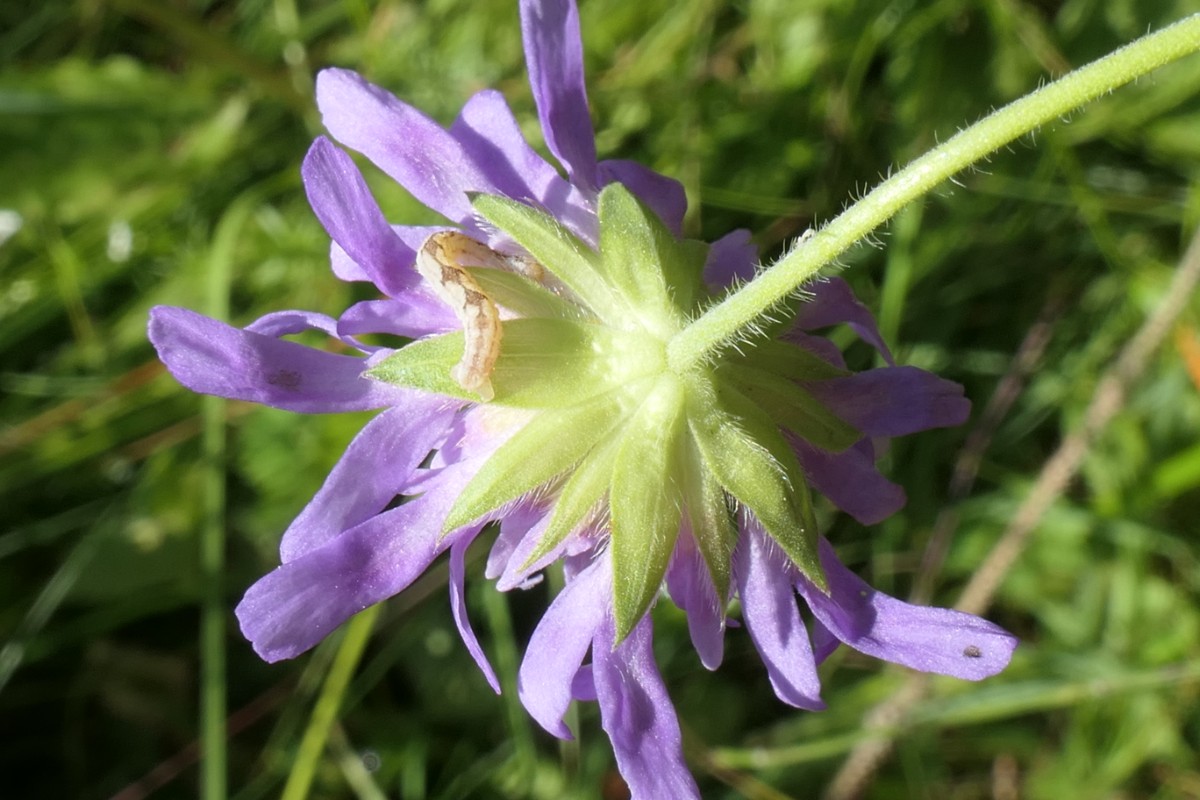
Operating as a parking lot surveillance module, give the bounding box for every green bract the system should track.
[370,184,849,641]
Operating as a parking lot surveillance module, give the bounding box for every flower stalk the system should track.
[668,12,1200,371]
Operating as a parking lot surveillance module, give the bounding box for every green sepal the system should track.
[686,374,825,589]
[597,184,692,336]
[609,375,687,642]
[366,318,661,409]
[464,266,580,321]
[742,339,850,382]
[519,422,623,571]
[442,391,628,533]
[470,193,622,318]
[723,364,860,453]
[679,436,737,602]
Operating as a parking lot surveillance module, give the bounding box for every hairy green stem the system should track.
[668,13,1200,371]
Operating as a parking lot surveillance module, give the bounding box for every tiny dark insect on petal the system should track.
[962,644,983,658]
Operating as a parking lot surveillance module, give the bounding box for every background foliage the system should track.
[2,0,1198,798]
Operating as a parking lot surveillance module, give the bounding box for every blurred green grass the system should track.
[2,0,1199,798]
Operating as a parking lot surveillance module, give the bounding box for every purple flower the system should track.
[148,1,1017,796]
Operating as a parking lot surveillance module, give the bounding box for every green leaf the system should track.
[723,364,860,453]
[610,375,687,641]
[366,318,662,409]
[597,183,690,336]
[464,266,580,321]
[470,193,623,318]
[686,374,824,588]
[442,390,630,532]
[679,436,738,602]
[741,339,850,381]
[520,427,623,570]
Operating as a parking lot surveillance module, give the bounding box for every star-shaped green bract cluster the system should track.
[370,184,865,639]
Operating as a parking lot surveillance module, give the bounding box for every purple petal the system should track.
[804,367,970,437]
[246,309,379,355]
[235,491,479,663]
[517,554,610,739]
[796,540,1018,680]
[485,502,546,580]
[316,68,500,225]
[703,228,758,289]
[302,137,421,297]
[520,0,598,191]
[598,159,687,236]
[497,509,577,592]
[236,438,503,662]
[279,401,456,562]
[450,536,501,693]
[593,613,701,800]
[810,617,840,665]
[571,665,596,701]
[148,306,408,413]
[794,438,906,525]
[330,241,370,283]
[337,295,458,340]
[734,522,825,710]
[451,89,596,243]
[796,277,894,365]
[245,309,340,339]
[665,532,725,670]
[330,224,450,286]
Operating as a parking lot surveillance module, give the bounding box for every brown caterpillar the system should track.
[415,231,543,402]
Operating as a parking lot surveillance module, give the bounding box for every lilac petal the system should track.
[330,241,369,283]
[593,613,701,800]
[485,502,546,580]
[517,554,610,739]
[598,159,687,236]
[246,309,379,355]
[794,438,906,525]
[451,89,596,242]
[316,68,500,225]
[734,522,825,710]
[279,401,456,562]
[451,89,561,200]
[148,306,408,413]
[796,277,895,365]
[497,510,573,591]
[450,536,501,693]
[302,137,421,297]
[245,309,339,338]
[338,295,458,339]
[236,492,479,663]
[804,367,970,437]
[810,617,840,665]
[797,540,1017,680]
[665,533,725,670]
[329,223,449,285]
[237,440,502,662]
[520,0,598,191]
[571,665,596,701]
[703,228,758,289]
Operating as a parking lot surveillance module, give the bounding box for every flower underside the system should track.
[370,183,859,640]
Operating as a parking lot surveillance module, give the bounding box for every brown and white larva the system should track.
[415,231,543,402]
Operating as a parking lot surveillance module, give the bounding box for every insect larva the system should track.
[415,231,533,402]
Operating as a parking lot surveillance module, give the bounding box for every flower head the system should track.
[148,0,1016,796]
